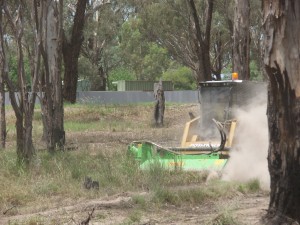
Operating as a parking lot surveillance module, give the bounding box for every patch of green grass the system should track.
[132,195,146,208]
[208,211,242,225]
[63,103,151,132]
[5,103,153,141]
[33,180,60,196]
[33,110,43,121]
[7,216,47,225]
[120,210,143,225]
[151,179,250,207]
[237,179,261,194]
[128,210,142,223]
[153,188,180,205]
[24,216,45,225]
[64,119,137,132]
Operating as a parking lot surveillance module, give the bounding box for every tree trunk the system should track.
[263,1,300,224]
[188,0,213,82]
[13,114,34,165]
[40,0,65,151]
[15,115,24,163]
[0,0,7,149]
[98,66,107,91]
[211,30,223,80]
[233,0,250,80]
[62,0,88,103]
[4,1,41,165]
[62,45,79,103]
[0,78,5,148]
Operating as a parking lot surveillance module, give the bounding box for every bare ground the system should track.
[1,191,268,224]
[1,104,269,224]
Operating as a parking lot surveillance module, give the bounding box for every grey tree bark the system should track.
[233,0,250,80]
[40,0,65,152]
[263,0,300,224]
[4,0,41,164]
[0,0,7,149]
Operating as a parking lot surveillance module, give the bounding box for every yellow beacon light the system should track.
[232,72,238,80]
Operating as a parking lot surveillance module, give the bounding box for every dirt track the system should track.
[1,191,268,224]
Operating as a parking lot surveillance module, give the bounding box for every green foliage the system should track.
[108,67,135,90]
[119,18,171,80]
[210,2,233,71]
[8,54,32,90]
[142,43,170,80]
[162,65,196,90]
[79,1,126,91]
[250,60,264,81]
[78,56,98,80]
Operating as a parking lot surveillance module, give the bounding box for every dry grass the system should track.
[0,103,263,223]
[0,103,201,213]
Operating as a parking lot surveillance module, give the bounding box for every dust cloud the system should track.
[222,94,270,190]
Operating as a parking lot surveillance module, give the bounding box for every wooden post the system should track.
[154,80,165,126]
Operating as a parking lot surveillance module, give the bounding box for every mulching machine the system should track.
[128,78,266,171]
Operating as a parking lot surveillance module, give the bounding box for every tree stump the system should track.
[154,80,165,126]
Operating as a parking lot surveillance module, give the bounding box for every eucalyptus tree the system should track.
[210,0,233,77]
[136,0,226,82]
[233,0,250,80]
[119,18,171,81]
[2,0,65,163]
[81,0,124,91]
[3,0,41,164]
[249,0,265,80]
[39,0,65,151]
[62,0,111,102]
[263,1,300,224]
[62,0,88,103]
[0,0,7,148]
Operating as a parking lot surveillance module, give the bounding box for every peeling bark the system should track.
[263,1,300,224]
[40,0,65,151]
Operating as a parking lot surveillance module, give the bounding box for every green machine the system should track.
[128,79,266,171]
[128,141,229,171]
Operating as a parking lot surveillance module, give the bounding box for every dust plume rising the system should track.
[222,94,270,190]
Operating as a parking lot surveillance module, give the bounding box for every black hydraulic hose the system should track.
[212,118,227,152]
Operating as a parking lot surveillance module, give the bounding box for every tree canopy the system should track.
[0,0,265,161]
[66,0,264,92]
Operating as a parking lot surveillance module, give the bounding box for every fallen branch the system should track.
[3,205,16,215]
[80,207,95,225]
